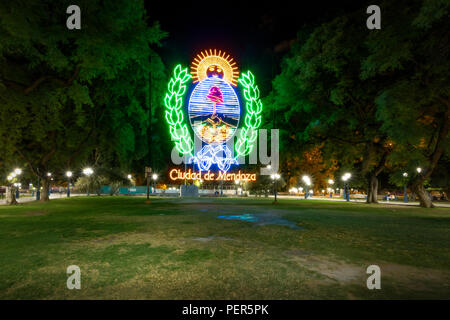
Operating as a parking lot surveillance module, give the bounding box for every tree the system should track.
[362,0,450,207]
[265,8,391,203]
[0,0,167,202]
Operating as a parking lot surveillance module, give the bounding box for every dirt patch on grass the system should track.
[192,236,234,242]
[379,262,450,292]
[289,254,364,283]
[286,253,450,295]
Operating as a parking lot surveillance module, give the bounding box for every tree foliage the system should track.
[0,0,167,201]
[266,0,449,207]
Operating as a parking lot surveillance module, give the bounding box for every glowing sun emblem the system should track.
[191,49,239,86]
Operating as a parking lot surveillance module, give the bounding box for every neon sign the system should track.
[169,169,256,182]
[164,49,263,173]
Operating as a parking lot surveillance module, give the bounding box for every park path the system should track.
[272,195,450,208]
[0,193,86,205]
[1,192,449,208]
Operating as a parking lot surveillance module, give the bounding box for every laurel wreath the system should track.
[165,66,262,159]
[164,65,193,155]
[235,71,263,157]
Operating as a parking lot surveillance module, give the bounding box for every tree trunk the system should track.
[366,174,379,203]
[41,178,50,202]
[6,187,18,205]
[412,180,434,208]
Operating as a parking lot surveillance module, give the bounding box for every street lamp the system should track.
[328,179,334,198]
[14,168,22,198]
[152,173,158,193]
[342,173,351,202]
[302,175,311,199]
[235,179,240,195]
[402,172,408,203]
[271,173,280,203]
[83,168,93,176]
[83,167,93,195]
[66,171,72,198]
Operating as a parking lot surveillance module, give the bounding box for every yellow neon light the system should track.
[191,49,239,86]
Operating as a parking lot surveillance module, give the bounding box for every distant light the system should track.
[402,172,408,177]
[266,165,271,169]
[83,168,93,176]
[302,175,311,186]
[66,171,73,178]
[127,174,132,179]
[47,172,52,177]
[321,189,325,193]
[328,179,334,184]
[416,167,422,173]
[342,172,351,181]
[14,168,22,175]
[152,174,158,180]
[7,176,13,181]
[235,179,240,184]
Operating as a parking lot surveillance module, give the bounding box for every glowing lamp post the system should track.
[271,173,280,203]
[302,175,311,199]
[152,173,158,193]
[14,168,22,198]
[83,167,93,196]
[402,172,409,203]
[66,171,73,198]
[342,173,351,202]
[328,179,334,198]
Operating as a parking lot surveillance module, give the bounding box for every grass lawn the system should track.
[0,196,449,299]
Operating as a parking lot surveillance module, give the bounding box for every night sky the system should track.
[146,0,367,91]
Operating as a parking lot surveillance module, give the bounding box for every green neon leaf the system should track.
[238,77,248,88]
[181,74,192,84]
[236,70,263,157]
[243,89,251,101]
[164,64,193,156]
